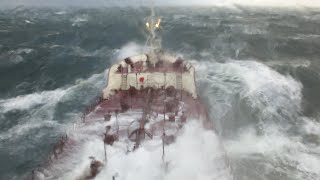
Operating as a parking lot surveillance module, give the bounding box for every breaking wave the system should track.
[0,89,67,113]
[0,71,106,141]
[37,120,233,180]
[195,59,320,180]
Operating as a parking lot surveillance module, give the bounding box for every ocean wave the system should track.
[0,70,106,113]
[71,14,89,27]
[37,121,233,180]
[0,70,107,144]
[195,59,302,121]
[0,89,67,113]
[193,59,320,179]
[0,120,61,141]
[13,48,34,54]
[115,42,146,60]
[266,59,311,68]
[225,122,320,179]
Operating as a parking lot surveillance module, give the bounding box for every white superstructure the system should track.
[102,53,197,99]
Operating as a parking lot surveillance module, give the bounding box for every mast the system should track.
[145,1,162,65]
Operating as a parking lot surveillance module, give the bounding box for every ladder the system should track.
[176,74,182,90]
[120,74,127,90]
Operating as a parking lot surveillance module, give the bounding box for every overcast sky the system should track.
[1,0,320,8]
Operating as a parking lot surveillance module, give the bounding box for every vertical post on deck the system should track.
[163,71,166,121]
[162,71,166,161]
[116,110,119,136]
[180,70,183,101]
[164,71,166,120]
[129,90,131,110]
[32,170,35,180]
[162,132,165,161]
[164,71,166,88]
[136,73,138,89]
[104,142,107,162]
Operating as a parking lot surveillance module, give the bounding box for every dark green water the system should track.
[0,6,320,180]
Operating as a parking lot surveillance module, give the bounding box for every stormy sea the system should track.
[1,6,320,180]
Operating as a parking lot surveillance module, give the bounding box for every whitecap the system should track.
[71,14,89,27]
[0,89,67,113]
[54,11,66,15]
[39,120,234,180]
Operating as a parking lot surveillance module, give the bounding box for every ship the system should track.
[29,6,233,180]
